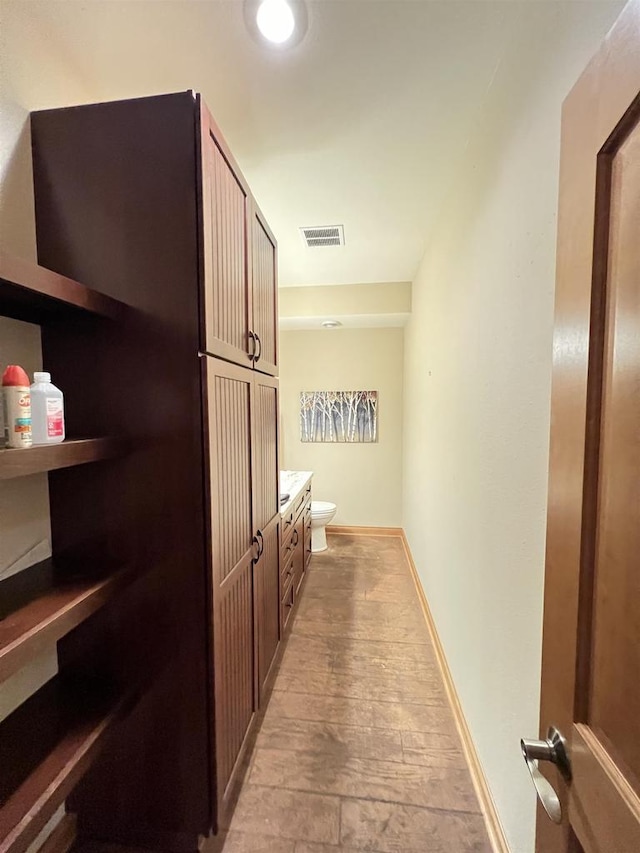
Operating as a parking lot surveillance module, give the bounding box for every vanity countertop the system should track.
[280,470,313,517]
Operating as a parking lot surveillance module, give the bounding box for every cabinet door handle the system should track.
[292,529,299,547]
[252,534,260,563]
[248,330,257,362]
[257,529,264,557]
[254,333,262,362]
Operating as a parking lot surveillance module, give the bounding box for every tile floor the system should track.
[219,533,491,853]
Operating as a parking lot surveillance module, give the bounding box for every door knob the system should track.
[521,726,571,824]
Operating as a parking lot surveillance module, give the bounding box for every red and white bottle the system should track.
[30,372,65,445]
[2,365,33,448]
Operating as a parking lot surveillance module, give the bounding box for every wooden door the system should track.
[536,4,640,852]
[254,513,281,700]
[250,202,279,376]
[203,358,256,820]
[199,100,254,369]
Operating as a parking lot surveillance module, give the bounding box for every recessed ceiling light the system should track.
[256,0,295,44]
[244,0,308,50]
[321,320,342,329]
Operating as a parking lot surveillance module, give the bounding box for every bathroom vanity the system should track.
[280,471,313,630]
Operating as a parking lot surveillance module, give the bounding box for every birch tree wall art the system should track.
[300,391,378,443]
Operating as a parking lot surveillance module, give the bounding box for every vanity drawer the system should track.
[281,508,295,543]
[281,575,295,632]
[281,540,295,585]
[294,489,307,518]
[305,516,312,568]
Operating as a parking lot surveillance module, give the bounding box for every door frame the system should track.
[538,3,640,851]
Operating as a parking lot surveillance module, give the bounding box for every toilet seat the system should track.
[312,500,337,516]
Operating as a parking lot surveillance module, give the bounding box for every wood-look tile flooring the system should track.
[219,534,491,853]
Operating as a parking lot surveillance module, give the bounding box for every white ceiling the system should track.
[2,1,622,287]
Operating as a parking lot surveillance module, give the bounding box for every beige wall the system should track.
[280,328,403,527]
[0,1,81,727]
[402,4,624,852]
[279,282,411,316]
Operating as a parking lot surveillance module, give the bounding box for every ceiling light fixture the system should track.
[321,320,342,329]
[256,0,295,44]
[244,0,308,50]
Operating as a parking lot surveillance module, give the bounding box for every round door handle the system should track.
[292,529,299,547]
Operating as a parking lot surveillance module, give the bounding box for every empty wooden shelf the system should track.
[0,559,130,685]
[0,254,125,323]
[0,676,134,853]
[0,439,121,481]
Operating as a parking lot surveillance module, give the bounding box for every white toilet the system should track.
[311,501,337,553]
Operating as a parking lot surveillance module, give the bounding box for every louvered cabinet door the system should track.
[254,513,281,700]
[251,373,280,700]
[250,203,278,376]
[251,373,279,533]
[199,101,253,368]
[203,358,256,819]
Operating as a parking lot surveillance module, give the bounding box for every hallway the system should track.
[220,533,491,852]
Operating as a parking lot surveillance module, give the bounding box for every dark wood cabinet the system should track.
[200,103,252,369]
[204,359,256,816]
[252,373,279,530]
[28,91,280,850]
[199,102,278,376]
[254,513,281,700]
[250,204,279,376]
[251,372,281,701]
[204,360,281,812]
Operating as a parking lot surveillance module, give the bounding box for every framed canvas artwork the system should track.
[300,390,378,443]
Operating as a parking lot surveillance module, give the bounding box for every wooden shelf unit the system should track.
[20,92,282,849]
[0,559,131,685]
[0,676,134,853]
[0,439,122,481]
[1,256,133,851]
[0,254,125,323]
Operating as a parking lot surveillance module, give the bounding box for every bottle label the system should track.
[46,398,64,437]
[3,387,32,447]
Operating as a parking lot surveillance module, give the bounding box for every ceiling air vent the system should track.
[300,225,345,248]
